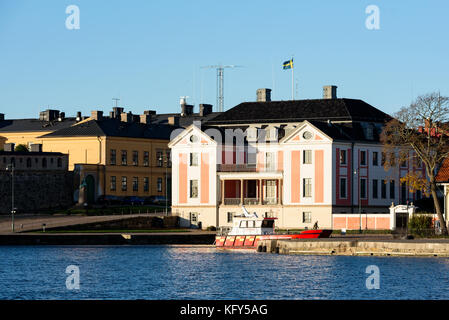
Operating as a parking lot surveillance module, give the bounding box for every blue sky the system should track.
[1,0,448,119]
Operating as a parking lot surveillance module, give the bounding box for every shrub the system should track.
[14,144,29,152]
[206,226,216,231]
[408,215,433,236]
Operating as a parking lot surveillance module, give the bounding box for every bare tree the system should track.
[381,92,449,235]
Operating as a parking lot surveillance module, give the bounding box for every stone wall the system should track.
[0,171,74,213]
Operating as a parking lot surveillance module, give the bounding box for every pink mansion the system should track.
[169,87,425,230]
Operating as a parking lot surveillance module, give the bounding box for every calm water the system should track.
[1,245,449,300]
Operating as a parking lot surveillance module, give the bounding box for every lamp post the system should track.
[354,169,362,234]
[159,154,168,215]
[6,163,15,233]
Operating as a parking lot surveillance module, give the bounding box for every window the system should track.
[340,178,347,199]
[227,212,234,223]
[166,150,171,167]
[390,180,395,199]
[265,180,276,201]
[157,178,163,192]
[302,212,312,223]
[42,158,47,168]
[389,152,396,167]
[110,149,116,165]
[266,152,275,171]
[303,178,312,198]
[381,152,386,166]
[340,150,347,165]
[121,150,127,166]
[57,158,62,168]
[381,180,387,199]
[373,152,378,166]
[144,177,149,192]
[156,150,163,167]
[26,158,32,168]
[303,150,312,164]
[132,151,139,166]
[360,151,366,166]
[416,189,422,200]
[50,158,54,164]
[372,180,378,199]
[190,153,198,166]
[190,180,198,198]
[190,213,198,223]
[121,176,127,191]
[401,182,407,204]
[143,151,149,167]
[360,178,367,199]
[110,176,116,191]
[132,177,138,192]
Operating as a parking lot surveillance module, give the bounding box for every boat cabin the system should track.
[228,216,277,236]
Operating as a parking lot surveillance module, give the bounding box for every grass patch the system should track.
[35,229,191,234]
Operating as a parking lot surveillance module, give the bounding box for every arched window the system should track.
[42,158,47,168]
[26,158,32,168]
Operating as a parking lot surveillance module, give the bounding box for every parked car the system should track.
[97,195,121,206]
[122,196,145,206]
[144,196,169,205]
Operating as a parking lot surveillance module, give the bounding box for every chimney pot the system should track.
[0,113,4,121]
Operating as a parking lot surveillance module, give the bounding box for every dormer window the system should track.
[246,127,258,141]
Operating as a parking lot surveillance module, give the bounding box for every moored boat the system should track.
[215,206,332,250]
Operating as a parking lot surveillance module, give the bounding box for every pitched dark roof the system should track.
[0,118,77,132]
[38,118,179,140]
[206,98,392,125]
[151,112,222,128]
[436,157,449,183]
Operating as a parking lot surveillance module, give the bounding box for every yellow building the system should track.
[36,110,176,204]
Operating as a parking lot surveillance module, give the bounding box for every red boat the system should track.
[215,207,332,250]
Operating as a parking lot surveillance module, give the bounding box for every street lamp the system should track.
[354,169,362,234]
[6,163,16,233]
[159,154,168,215]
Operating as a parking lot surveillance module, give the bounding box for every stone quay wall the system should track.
[0,171,74,213]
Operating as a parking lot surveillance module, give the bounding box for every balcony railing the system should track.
[217,164,257,172]
[263,198,278,205]
[243,198,259,205]
[223,198,240,205]
[223,197,280,205]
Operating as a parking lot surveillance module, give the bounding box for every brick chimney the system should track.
[121,112,133,123]
[323,85,338,99]
[199,104,213,117]
[30,144,43,152]
[257,88,272,102]
[91,110,103,121]
[4,143,15,152]
[168,116,180,126]
[140,114,151,124]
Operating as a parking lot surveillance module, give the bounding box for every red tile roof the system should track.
[436,157,449,183]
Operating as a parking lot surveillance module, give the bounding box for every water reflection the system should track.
[1,246,449,300]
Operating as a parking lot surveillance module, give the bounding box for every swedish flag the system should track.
[283,58,293,70]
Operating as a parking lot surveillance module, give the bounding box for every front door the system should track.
[190,212,199,228]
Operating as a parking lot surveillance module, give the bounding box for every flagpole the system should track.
[291,56,294,100]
